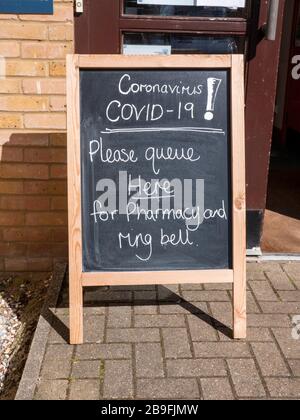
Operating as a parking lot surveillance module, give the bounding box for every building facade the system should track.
[0,0,73,271]
[0,0,299,272]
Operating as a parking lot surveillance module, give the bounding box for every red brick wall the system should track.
[0,1,74,272]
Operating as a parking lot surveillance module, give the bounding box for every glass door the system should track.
[75,0,251,55]
[75,0,286,250]
[121,0,250,55]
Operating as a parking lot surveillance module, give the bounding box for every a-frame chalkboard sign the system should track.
[67,55,246,344]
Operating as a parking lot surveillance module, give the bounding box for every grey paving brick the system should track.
[288,360,300,377]
[247,263,265,274]
[282,263,300,282]
[246,291,261,313]
[227,359,266,398]
[266,378,300,398]
[157,285,180,302]
[54,308,70,316]
[260,302,300,314]
[167,359,227,377]
[69,380,100,400]
[248,314,291,328]
[216,328,237,342]
[114,285,155,291]
[40,358,72,380]
[136,343,164,378]
[162,328,192,359]
[246,269,266,281]
[137,378,200,400]
[107,328,160,343]
[201,378,234,400]
[210,302,232,327]
[294,280,300,290]
[35,380,68,400]
[272,328,300,359]
[83,307,106,315]
[249,281,278,302]
[48,315,69,344]
[277,291,300,302]
[251,342,290,377]
[83,286,107,297]
[134,305,158,315]
[44,344,73,361]
[187,315,218,341]
[247,327,273,342]
[181,284,204,291]
[107,305,132,328]
[72,360,101,379]
[103,360,133,399]
[194,342,251,358]
[203,283,232,291]
[84,316,105,343]
[84,289,132,303]
[75,344,132,360]
[135,314,185,328]
[218,327,272,342]
[261,263,283,273]
[134,291,157,302]
[182,290,229,302]
[266,270,296,291]
[159,302,209,315]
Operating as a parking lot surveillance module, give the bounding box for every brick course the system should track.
[0,1,73,272]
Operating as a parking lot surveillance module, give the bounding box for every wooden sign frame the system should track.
[67,54,246,345]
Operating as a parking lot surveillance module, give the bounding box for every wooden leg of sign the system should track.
[231,54,247,340]
[67,54,83,345]
[233,266,247,339]
[69,278,83,345]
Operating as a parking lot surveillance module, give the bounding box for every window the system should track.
[123,32,245,54]
[124,0,248,18]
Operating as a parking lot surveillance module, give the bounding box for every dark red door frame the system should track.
[280,0,300,143]
[245,0,285,248]
[75,0,286,249]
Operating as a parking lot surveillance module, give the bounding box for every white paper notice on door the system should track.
[137,0,246,7]
[123,44,172,55]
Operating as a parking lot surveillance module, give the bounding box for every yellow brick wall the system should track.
[0,0,74,272]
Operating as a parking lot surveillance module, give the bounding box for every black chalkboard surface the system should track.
[80,69,232,272]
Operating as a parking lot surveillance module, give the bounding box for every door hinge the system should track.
[75,0,83,14]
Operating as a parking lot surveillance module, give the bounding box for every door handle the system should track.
[266,0,280,41]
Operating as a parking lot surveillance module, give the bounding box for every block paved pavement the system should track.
[27,262,300,400]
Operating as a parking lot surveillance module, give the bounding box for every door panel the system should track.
[245,0,285,212]
[75,0,120,53]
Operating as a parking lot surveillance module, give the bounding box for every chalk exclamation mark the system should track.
[204,78,222,121]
